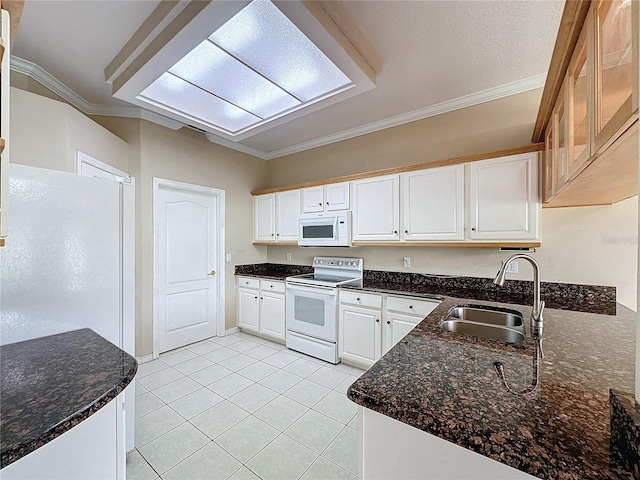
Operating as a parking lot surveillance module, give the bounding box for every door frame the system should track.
[152,177,226,358]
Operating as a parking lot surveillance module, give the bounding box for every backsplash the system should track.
[235,263,617,315]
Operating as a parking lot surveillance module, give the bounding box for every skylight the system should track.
[138,0,353,136]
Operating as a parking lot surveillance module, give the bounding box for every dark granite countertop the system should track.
[0,329,138,468]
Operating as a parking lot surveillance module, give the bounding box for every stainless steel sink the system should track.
[439,304,526,343]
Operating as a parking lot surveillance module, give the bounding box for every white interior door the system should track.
[155,180,223,353]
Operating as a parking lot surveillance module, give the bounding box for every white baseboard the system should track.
[225,327,239,336]
[135,354,154,364]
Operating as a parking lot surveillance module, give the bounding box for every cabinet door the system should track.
[237,287,259,332]
[260,291,285,340]
[469,153,539,240]
[382,312,421,355]
[352,175,400,241]
[325,182,350,211]
[253,194,276,242]
[302,186,324,213]
[276,190,300,242]
[401,165,464,241]
[338,305,381,368]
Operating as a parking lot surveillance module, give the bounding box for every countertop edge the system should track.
[0,358,137,469]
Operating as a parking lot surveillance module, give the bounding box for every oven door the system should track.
[286,283,337,342]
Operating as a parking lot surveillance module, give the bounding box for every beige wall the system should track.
[265,88,542,188]
[91,117,269,356]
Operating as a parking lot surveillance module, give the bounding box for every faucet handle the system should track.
[538,300,545,319]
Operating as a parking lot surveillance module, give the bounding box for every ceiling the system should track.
[10,0,564,159]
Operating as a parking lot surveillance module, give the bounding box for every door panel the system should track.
[157,185,219,353]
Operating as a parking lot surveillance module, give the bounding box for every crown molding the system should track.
[11,55,545,161]
[263,73,546,159]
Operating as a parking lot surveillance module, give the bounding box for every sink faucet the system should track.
[493,254,545,337]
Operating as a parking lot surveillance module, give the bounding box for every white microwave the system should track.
[298,211,352,247]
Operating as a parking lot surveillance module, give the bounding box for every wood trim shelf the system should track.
[532,0,591,143]
[251,143,544,195]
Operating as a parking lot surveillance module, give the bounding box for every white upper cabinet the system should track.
[468,153,539,240]
[401,164,464,241]
[253,190,301,243]
[302,181,350,213]
[253,193,276,242]
[352,174,400,241]
[275,190,300,242]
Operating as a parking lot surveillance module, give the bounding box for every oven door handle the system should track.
[285,283,337,295]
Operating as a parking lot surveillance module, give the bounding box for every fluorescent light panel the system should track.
[139,0,353,135]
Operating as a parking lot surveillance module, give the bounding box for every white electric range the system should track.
[285,257,363,363]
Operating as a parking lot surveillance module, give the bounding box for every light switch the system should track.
[226,253,232,263]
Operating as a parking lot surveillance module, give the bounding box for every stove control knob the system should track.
[338,261,343,266]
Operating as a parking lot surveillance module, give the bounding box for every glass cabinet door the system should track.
[543,120,555,203]
[555,87,569,185]
[567,24,591,178]
[595,0,635,150]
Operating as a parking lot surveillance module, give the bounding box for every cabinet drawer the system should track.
[340,290,382,309]
[237,276,260,289]
[260,280,285,294]
[386,296,439,317]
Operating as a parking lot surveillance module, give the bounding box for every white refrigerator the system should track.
[0,163,136,451]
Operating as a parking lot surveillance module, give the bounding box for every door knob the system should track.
[208,270,216,276]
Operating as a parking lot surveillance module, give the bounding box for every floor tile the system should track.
[348,414,358,430]
[215,416,279,463]
[246,433,318,480]
[228,466,261,480]
[137,359,169,378]
[151,376,201,404]
[322,427,358,474]
[228,383,278,413]
[228,339,261,353]
[254,395,309,431]
[283,379,331,407]
[126,449,158,480]
[301,456,355,480]
[259,369,303,394]
[135,406,185,447]
[207,373,254,398]
[283,358,323,377]
[168,387,223,419]
[218,354,257,372]
[262,350,299,368]
[203,346,240,363]
[135,383,149,396]
[313,390,358,425]
[189,363,233,386]
[285,410,343,453]
[186,340,224,356]
[135,392,164,419]
[137,367,182,391]
[162,442,241,480]
[138,422,209,474]
[211,334,245,346]
[334,375,360,395]
[328,362,364,376]
[244,344,280,360]
[190,400,249,439]
[237,361,278,382]
[307,367,349,389]
[159,348,198,366]
[172,356,214,375]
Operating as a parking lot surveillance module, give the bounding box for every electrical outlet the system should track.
[286,252,292,261]
[226,253,232,263]
[506,260,518,274]
[403,257,411,268]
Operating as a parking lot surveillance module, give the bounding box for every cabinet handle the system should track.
[318,202,322,206]
[471,227,476,231]
[376,319,380,323]
[260,297,264,300]
[393,230,398,234]
[245,281,249,285]
[277,233,280,237]
[409,305,413,309]
[404,230,409,234]
[254,296,258,299]
[387,321,391,325]
[356,297,361,301]
[326,202,329,205]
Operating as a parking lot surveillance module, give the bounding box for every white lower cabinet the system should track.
[236,277,285,341]
[339,291,440,368]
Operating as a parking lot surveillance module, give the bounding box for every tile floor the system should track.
[128,331,365,480]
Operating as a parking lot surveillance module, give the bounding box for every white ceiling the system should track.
[11,0,564,159]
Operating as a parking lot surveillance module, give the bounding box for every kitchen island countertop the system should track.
[0,328,138,468]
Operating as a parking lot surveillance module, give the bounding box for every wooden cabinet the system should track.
[352,174,400,241]
[469,153,539,241]
[400,165,464,241]
[538,0,638,207]
[301,181,350,213]
[253,190,300,243]
[236,277,286,341]
[338,291,383,368]
[0,9,10,245]
[382,295,439,355]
